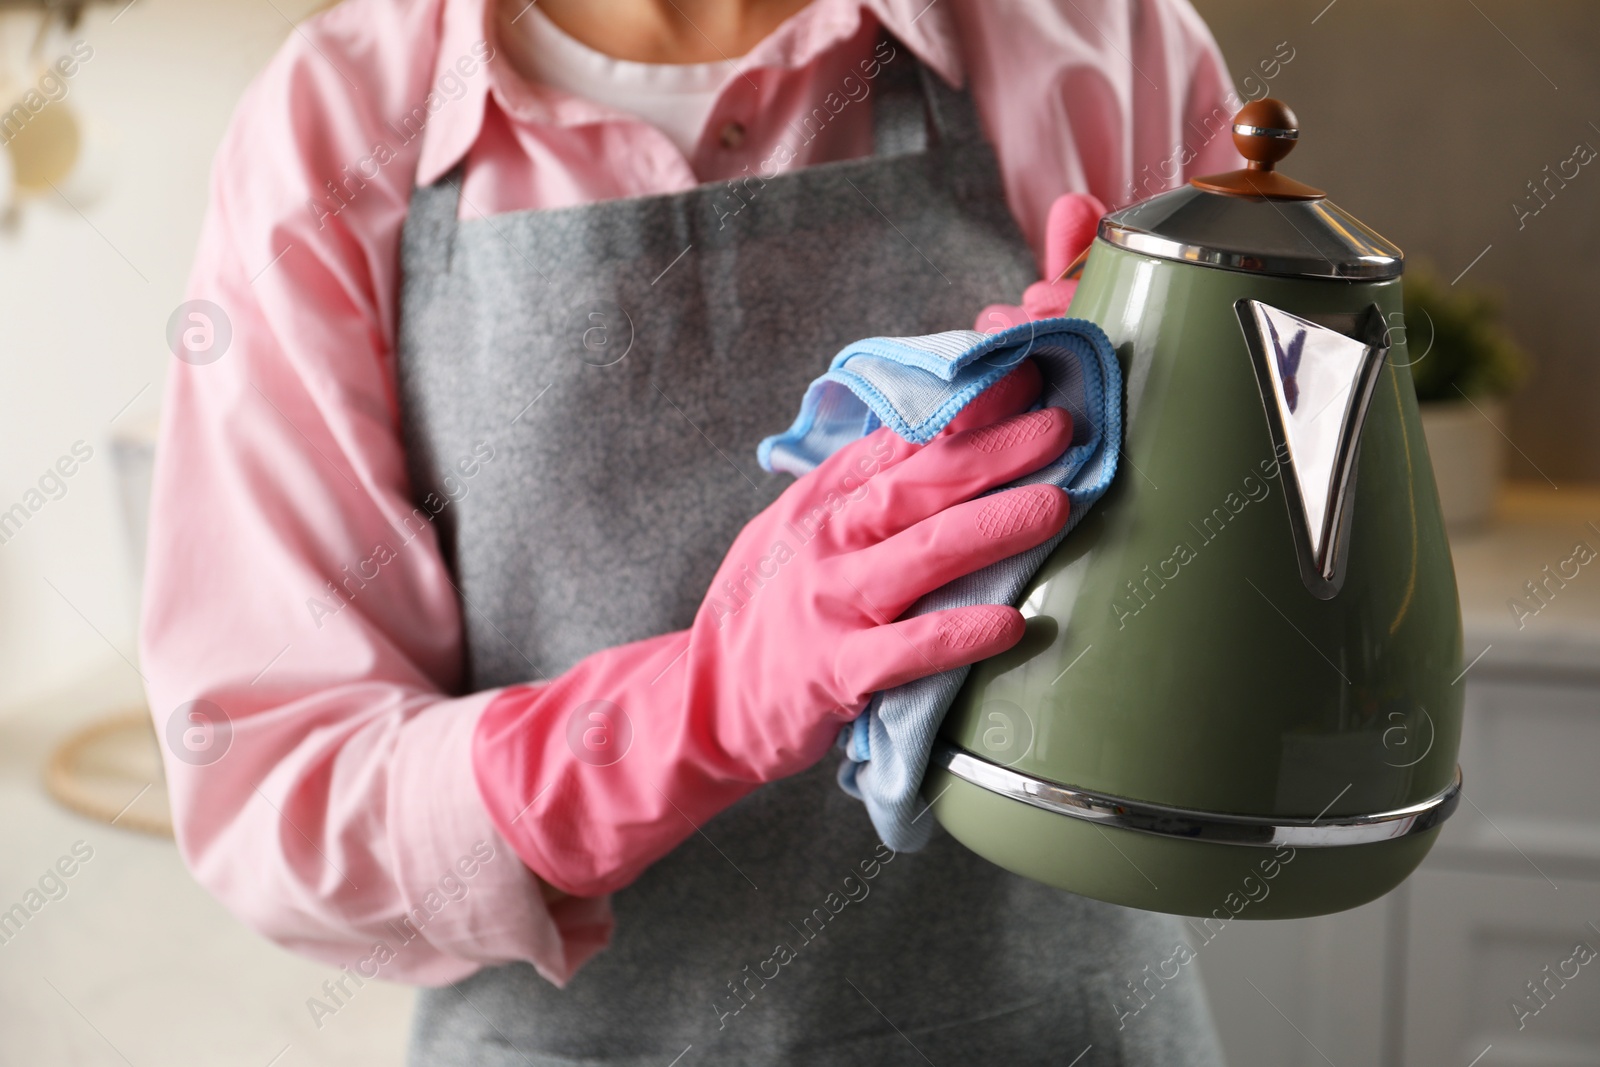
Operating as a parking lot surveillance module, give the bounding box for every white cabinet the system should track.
[1402,869,1600,1067]
[1442,678,1600,874]
[1195,895,1392,1066]
[1198,489,1600,1067]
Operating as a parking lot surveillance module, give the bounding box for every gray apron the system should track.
[396,44,1225,1067]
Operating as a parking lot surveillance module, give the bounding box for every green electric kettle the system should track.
[925,99,1464,920]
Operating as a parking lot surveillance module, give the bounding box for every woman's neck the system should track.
[524,0,817,64]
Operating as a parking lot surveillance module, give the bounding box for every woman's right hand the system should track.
[473,362,1072,897]
[686,360,1071,781]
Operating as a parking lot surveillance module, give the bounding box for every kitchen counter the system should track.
[1451,484,1600,679]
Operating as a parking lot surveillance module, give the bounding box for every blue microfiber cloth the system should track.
[758,318,1122,851]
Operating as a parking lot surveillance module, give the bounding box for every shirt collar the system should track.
[415,0,964,187]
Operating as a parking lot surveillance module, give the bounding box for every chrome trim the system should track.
[1233,123,1299,140]
[1236,301,1389,598]
[1099,226,1403,281]
[930,741,1461,848]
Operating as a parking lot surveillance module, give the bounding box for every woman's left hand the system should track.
[975,192,1106,333]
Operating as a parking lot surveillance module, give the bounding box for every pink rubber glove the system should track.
[474,364,1071,898]
[976,192,1107,332]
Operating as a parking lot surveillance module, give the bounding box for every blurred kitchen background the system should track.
[0,0,1596,1064]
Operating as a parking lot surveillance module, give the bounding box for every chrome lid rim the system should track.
[1097,223,1403,281]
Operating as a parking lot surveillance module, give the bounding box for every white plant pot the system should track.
[1418,398,1507,532]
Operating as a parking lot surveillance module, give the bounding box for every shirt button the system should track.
[719,121,746,149]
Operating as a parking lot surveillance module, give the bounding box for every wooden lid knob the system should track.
[1232,99,1300,170]
[1189,98,1324,200]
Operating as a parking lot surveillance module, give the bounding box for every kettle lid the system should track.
[1099,99,1403,282]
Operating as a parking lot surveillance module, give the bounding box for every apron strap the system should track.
[913,59,988,153]
[872,35,988,157]
[870,39,926,156]
[405,170,465,272]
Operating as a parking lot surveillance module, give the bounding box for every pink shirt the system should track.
[142,0,1242,988]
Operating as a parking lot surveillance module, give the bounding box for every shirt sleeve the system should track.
[138,0,612,988]
[1167,0,1250,183]
[957,0,1245,268]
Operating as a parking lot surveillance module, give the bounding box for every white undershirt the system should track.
[501,6,735,157]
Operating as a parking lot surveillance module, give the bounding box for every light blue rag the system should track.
[758,318,1122,851]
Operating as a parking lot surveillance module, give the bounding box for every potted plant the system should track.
[1400,265,1529,531]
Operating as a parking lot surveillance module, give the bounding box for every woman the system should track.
[142,0,1243,1063]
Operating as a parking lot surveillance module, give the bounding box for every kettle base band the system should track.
[929,741,1462,848]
